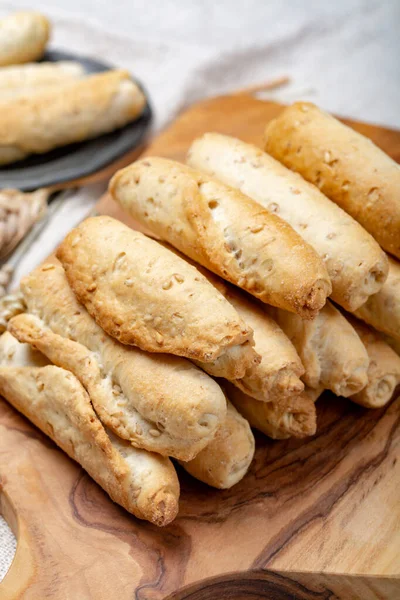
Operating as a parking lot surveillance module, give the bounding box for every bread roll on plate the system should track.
[0,331,179,526]
[0,69,146,165]
[264,102,400,259]
[0,11,50,66]
[266,301,369,397]
[354,255,400,343]
[0,61,85,101]
[227,383,319,440]
[110,157,331,318]
[57,216,259,379]
[188,133,388,311]
[346,317,400,408]
[180,400,255,489]
[20,263,227,461]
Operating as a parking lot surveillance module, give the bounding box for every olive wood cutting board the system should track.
[1,95,399,600]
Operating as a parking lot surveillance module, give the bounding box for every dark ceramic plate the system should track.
[0,50,152,190]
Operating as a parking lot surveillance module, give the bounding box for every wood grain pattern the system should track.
[1,95,400,599]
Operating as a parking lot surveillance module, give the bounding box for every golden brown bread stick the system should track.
[264,102,400,258]
[265,301,369,397]
[0,61,85,101]
[354,255,400,342]
[217,283,305,403]
[8,311,224,462]
[110,157,331,318]
[202,273,305,403]
[57,216,259,376]
[346,317,400,408]
[193,340,260,380]
[9,312,255,477]
[188,133,388,311]
[20,263,227,461]
[0,70,145,165]
[180,400,255,489]
[0,12,50,66]
[157,240,304,398]
[0,331,179,526]
[226,383,319,439]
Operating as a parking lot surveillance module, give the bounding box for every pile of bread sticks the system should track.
[0,11,146,164]
[0,102,399,527]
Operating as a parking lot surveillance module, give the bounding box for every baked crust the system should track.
[180,400,255,489]
[227,383,318,440]
[354,255,400,342]
[0,69,145,165]
[0,12,50,66]
[20,262,227,461]
[209,277,304,403]
[57,215,257,366]
[0,331,179,526]
[266,301,370,397]
[159,240,305,402]
[188,133,388,311]
[264,102,400,259]
[186,260,305,403]
[0,61,85,101]
[347,316,400,408]
[110,157,332,318]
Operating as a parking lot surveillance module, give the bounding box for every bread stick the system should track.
[266,301,369,397]
[217,283,305,402]
[188,133,388,311]
[20,263,227,461]
[346,317,400,408]
[57,216,259,377]
[194,268,305,402]
[0,61,85,101]
[0,70,146,165]
[0,12,50,66]
[354,255,400,342]
[0,332,179,526]
[155,239,305,400]
[110,157,331,318]
[264,102,400,258]
[192,340,260,380]
[157,239,303,392]
[180,400,255,489]
[227,383,319,439]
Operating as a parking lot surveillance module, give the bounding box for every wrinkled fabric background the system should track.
[0,0,399,581]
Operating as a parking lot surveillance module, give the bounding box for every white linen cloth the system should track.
[0,0,399,581]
